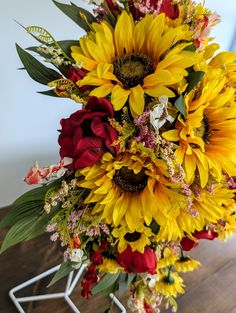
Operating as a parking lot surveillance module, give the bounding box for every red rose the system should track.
[180,237,198,251]
[194,229,218,240]
[117,245,157,274]
[160,0,179,19]
[58,96,119,169]
[181,228,218,251]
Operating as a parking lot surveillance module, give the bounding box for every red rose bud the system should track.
[180,237,198,252]
[58,96,119,169]
[193,229,218,240]
[181,228,218,251]
[160,0,179,20]
[117,245,157,274]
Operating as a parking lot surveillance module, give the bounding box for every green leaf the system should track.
[118,273,136,296]
[0,179,62,229]
[48,260,73,287]
[37,89,59,97]
[127,273,136,286]
[16,43,60,85]
[174,95,186,118]
[149,219,160,235]
[91,272,120,295]
[0,211,54,254]
[184,44,196,52]
[53,0,96,32]
[56,40,80,57]
[185,71,205,95]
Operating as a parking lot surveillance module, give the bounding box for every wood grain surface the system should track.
[1,206,236,313]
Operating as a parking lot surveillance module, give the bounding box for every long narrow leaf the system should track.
[48,260,73,287]
[53,0,95,32]
[91,272,120,295]
[16,44,60,85]
[0,211,53,254]
[0,179,63,229]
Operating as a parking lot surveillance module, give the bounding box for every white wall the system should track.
[0,0,236,207]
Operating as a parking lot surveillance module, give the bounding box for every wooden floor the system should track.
[1,206,236,313]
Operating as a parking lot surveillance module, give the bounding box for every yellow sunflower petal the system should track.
[114,11,134,57]
[111,85,131,111]
[90,83,114,97]
[129,85,145,117]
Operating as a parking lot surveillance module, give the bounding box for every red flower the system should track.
[58,96,119,169]
[81,265,98,299]
[144,301,154,313]
[194,229,218,240]
[81,280,94,299]
[159,0,179,20]
[83,265,98,282]
[90,250,103,265]
[180,237,198,252]
[181,228,218,251]
[128,0,179,21]
[117,245,157,274]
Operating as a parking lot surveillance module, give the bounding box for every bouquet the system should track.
[1,0,236,312]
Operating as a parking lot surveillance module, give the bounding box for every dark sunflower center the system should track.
[124,231,142,242]
[163,275,175,284]
[113,167,148,192]
[113,53,154,89]
[179,256,190,263]
[194,116,211,143]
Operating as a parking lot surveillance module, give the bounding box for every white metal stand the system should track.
[9,264,126,313]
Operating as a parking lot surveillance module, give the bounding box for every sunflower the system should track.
[155,270,185,297]
[71,11,200,116]
[163,67,236,187]
[174,256,201,272]
[155,184,235,242]
[158,247,178,269]
[76,146,189,233]
[112,223,153,253]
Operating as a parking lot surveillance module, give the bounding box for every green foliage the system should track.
[149,219,160,235]
[174,95,186,118]
[0,179,63,229]
[0,210,55,254]
[48,260,73,287]
[0,179,65,254]
[53,1,96,32]
[16,44,60,85]
[185,71,205,95]
[118,272,136,295]
[91,272,120,295]
[38,89,59,97]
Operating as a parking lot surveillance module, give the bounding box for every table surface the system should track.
[1,206,236,313]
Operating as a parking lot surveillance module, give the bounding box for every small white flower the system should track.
[150,96,174,133]
[70,248,84,266]
[141,273,159,288]
[75,61,84,68]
